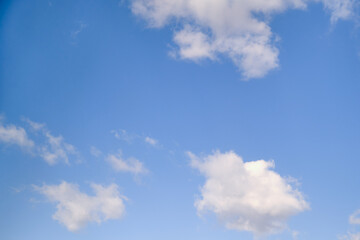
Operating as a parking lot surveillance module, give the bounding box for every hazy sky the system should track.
[1,0,360,239]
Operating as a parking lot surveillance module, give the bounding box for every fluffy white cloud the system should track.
[0,121,34,148]
[106,150,148,175]
[35,181,126,232]
[188,150,309,235]
[132,0,356,79]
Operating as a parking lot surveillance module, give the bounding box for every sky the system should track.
[1,0,360,239]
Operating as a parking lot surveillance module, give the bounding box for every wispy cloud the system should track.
[111,129,136,143]
[106,150,148,175]
[144,136,158,146]
[70,21,88,44]
[321,0,356,23]
[25,119,78,165]
[112,129,161,148]
[90,146,103,157]
[188,150,309,236]
[34,181,126,232]
[0,117,78,165]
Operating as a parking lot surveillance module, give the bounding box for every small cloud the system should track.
[144,136,158,146]
[106,150,148,175]
[321,0,355,24]
[0,119,34,149]
[339,232,360,240]
[70,22,88,44]
[111,129,135,143]
[10,185,26,194]
[292,230,300,240]
[350,210,360,225]
[34,181,126,232]
[90,146,102,157]
[71,22,87,38]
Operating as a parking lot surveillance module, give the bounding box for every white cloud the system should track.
[28,121,77,165]
[341,210,360,240]
[132,0,356,79]
[106,150,148,175]
[111,129,135,143]
[0,121,34,148]
[350,210,360,225]
[145,136,158,146]
[341,233,360,240]
[24,119,78,165]
[321,0,355,23]
[71,22,87,39]
[0,118,78,165]
[34,181,126,232]
[39,132,77,165]
[23,118,45,131]
[188,150,309,235]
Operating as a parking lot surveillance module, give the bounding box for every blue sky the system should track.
[1,0,360,239]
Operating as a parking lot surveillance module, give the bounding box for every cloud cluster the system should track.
[35,181,126,232]
[189,150,309,235]
[341,210,360,240]
[106,150,148,175]
[0,118,78,165]
[132,0,356,79]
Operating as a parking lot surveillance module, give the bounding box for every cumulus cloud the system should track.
[132,0,356,79]
[188,150,309,235]
[0,120,34,148]
[106,150,148,175]
[34,181,126,232]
